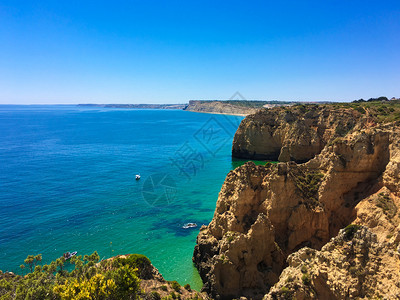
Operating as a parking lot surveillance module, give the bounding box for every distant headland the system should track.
[78,100,303,116]
[77,103,187,109]
[78,97,399,116]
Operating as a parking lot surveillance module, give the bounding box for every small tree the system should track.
[24,255,35,272]
[56,257,66,272]
[34,254,42,266]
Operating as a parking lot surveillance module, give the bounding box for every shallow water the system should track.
[0,106,244,290]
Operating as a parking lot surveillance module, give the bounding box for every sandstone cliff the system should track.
[232,105,369,162]
[184,100,262,116]
[265,226,400,299]
[193,104,400,299]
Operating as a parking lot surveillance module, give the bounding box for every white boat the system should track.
[63,251,77,260]
[182,223,197,229]
[135,174,141,180]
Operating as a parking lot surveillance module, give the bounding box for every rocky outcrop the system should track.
[184,100,261,116]
[265,226,400,300]
[232,105,367,162]
[193,107,400,299]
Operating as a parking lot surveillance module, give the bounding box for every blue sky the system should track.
[1,1,399,104]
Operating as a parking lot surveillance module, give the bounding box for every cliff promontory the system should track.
[194,102,400,299]
[232,104,369,162]
[184,100,295,116]
[184,100,261,116]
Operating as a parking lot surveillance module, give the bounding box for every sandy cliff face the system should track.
[232,105,366,162]
[194,105,400,299]
[184,100,260,116]
[265,226,400,300]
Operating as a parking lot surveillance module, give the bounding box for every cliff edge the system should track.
[194,103,400,299]
[184,100,265,116]
[232,104,370,162]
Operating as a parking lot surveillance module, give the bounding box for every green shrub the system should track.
[150,291,162,300]
[300,265,307,274]
[184,283,191,291]
[280,286,293,299]
[354,106,366,114]
[170,280,181,292]
[335,125,350,137]
[160,285,168,291]
[301,273,311,285]
[292,169,324,206]
[376,193,397,218]
[344,224,361,240]
[297,104,307,113]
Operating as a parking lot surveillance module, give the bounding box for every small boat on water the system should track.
[135,174,141,180]
[182,223,197,229]
[63,251,77,260]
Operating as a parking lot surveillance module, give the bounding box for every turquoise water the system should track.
[0,106,244,290]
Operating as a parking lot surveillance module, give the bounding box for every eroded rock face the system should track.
[184,100,260,116]
[265,226,400,300]
[194,120,400,299]
[232,105,366,162]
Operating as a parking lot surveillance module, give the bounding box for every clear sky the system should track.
[1,1,399,104]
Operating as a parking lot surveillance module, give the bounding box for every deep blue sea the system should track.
[0,105,245,289]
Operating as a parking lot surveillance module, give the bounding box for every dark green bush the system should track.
[344,224,361,240]
[300,265,307,274]
[150,291,161,300]
[301,273,311,285]
[170,280,181,292]
[280,286,293,299]
[376,193,397,218]
[292,169,324,206]
[160,285,168,291]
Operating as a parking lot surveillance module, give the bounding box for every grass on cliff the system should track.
[291,169,324,207]
[376,192,397,219]
[330,100,400,123]
[194,100,294,108]
[293,98,400,123]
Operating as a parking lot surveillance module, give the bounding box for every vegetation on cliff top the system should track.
[189,100,295,108]
[283,98,400,123]
[322,99,400,123]
[0,252,142,299]
[0,252,205,300]
[0,252,202,300]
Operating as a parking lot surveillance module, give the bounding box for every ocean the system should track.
[0,105,245,290]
